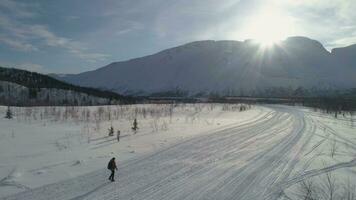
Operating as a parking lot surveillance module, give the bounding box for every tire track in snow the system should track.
[2,106,313,200]
[279,158,356,191]
[1,108,276,200]
[85,105,309,200]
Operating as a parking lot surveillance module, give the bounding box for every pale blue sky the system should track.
[0,0,355,74]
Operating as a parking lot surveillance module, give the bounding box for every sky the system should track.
[0,0,356,74]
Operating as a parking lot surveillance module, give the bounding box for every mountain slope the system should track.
[55,37,356,96]
[0,67,132,106]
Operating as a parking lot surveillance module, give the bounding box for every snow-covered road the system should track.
[2,105,318,200]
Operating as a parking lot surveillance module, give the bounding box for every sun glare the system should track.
[241,7,295,47]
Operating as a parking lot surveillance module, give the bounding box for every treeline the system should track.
[300,97,356,116]
[145,86,356,99]
[147,95,356,116]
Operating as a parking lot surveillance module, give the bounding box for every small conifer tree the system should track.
[5,106,12,119]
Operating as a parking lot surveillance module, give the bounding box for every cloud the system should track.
[14,63,47,73]
[115,21,144,36]
[0,0,39,18]
[0,35,38,51]
[151,0,245,42]
[1,0,356,72]
[149,0,356,48]
[64,15,80,21]
[0,61,49,73]
[0,0,109,62]
[271,0,356,48]
[68,48,109,63]
[327,35,356,49]
[280,0,356,20]
[26,24,109,62]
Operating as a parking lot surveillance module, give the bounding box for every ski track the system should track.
[2,105,321,200]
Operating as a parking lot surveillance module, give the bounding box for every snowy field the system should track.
[0,104,355,200]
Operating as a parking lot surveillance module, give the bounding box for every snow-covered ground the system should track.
[0,104,257,197]
[0,104,355,200]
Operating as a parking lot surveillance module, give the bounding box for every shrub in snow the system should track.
[72,160,83,166]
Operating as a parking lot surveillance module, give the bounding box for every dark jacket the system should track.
[107,159,117,170]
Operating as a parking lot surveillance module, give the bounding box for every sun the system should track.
[241,6,295,47]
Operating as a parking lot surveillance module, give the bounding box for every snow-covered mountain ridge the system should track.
[55,36,356,96]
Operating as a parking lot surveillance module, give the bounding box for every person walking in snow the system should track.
[107,157,118,182]
[117,130,120,142]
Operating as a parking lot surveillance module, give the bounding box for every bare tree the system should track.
[323,172,336,200]
[330,139,338,158]
[297,180,317,200]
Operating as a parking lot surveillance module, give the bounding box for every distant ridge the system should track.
[49,36,356,96]
[0,66,133,106]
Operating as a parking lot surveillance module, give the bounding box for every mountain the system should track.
[54,36,356,96]
[0,67,133,106]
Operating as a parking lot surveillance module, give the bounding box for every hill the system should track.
[54,36,356,96]
[0,66,133,106]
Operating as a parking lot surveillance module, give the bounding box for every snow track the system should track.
[2,106,317,200]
